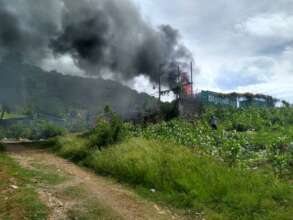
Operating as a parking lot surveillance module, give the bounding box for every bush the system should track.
[52,135,89,162]
[50,109,125,162]
[267,138,293,178]
[88,111,124,149]
[84,138,293,220]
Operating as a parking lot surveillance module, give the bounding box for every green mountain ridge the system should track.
[0,59,156,117]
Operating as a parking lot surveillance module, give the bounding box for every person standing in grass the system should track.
[210,115,218,130]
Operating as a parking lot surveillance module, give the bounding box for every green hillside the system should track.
[0,58,156,117]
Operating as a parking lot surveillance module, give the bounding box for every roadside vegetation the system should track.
[0,151,48,220]
[85,138,292,220]
[48,106,293,220]
[129,107,293,180]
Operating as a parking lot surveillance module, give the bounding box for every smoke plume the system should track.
[0,0,193,84]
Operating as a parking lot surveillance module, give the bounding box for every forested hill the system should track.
[0,58,156,117]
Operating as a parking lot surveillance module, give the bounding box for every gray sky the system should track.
[132,0,293,102]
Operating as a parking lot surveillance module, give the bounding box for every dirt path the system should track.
[6,144,182,220]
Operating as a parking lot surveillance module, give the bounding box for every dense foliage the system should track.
[51,109,125,161]
[51,135,293,220]
[47,106,293,219]
[88,108,125,150]
[126,107,293,179]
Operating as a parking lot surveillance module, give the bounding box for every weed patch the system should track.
[30,162,68,185]
[0,153,48,220]
[49,106,293,219]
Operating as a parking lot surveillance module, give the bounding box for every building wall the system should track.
[200,91,237,108]
[239,100,273,108]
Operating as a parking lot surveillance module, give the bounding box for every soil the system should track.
[6,144,184,220]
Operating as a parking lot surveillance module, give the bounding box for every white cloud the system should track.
[235,47,293,101]
[237,13,293,41]
[133,0,293,102]
[215,57,275,90]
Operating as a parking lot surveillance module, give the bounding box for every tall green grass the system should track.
[81,138,293,220]
[127,115,293,178]
[49,107,293,219]
[51,134,89,162]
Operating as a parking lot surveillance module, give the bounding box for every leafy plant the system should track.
[123,106,293,178]
[50,106,293,219]
[88,108,124,150]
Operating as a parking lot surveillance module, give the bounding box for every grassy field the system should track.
[127,107,293,180]
[51,134,293,220]
[0,152,48,220]
[5,106,293,219]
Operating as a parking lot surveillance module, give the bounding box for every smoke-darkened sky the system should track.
[133,0,293,102]
[0,0,192,87]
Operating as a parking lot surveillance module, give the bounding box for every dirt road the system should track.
[6,144,182,220]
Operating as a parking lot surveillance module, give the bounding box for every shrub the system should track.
[267,138,293,178]
[52,134,89,162]
[88,111,124,149]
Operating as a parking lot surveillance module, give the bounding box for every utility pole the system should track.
[159,76,161,102]
[158,64,166,103]
[176,65,181,115]
[158,64,164,103]
[177,65,181,101]
[190,62,193,96]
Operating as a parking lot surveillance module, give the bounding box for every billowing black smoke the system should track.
[0,0,61,61]
[0,0,193,85]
